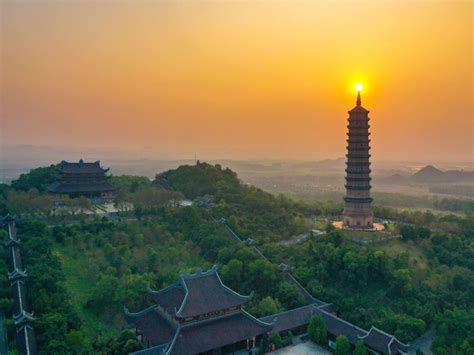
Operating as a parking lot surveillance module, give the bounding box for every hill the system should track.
[411,165,474,183]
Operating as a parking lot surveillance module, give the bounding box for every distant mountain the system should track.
[411,165,474,183]
[411,165,445,183]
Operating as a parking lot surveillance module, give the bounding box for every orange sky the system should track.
[1,1,473,161]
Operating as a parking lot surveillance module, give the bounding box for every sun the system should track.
[355,83,363,92]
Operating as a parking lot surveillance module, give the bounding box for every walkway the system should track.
[269,342,331,355]
[408,329,434,355]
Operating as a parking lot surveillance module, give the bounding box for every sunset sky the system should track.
[2,1,472,161]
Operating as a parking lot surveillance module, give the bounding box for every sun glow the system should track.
[355,83,363,92]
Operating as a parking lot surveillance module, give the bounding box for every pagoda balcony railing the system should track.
[346,145,371,150]
[347,124,370,129]
[347,147,371,151]
[346,167,372,174]
[345,177,372,182]
[346,158,370,162]
[346,176,371,180]
[347,139,371,143]
[346,163,370,167]
[59,172,109,177]
[346,128,370,137]
[59,180,111,184]
[347,134,370,139]
[346,154,371,158]
[348,118,371,123]
[344,197,373,204]
[345,185,371,190]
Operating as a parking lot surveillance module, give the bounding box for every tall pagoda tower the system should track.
[343,89,373,229]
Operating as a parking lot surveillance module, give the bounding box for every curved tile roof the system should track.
[175,268,251,318]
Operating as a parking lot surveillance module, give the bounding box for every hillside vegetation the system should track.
[0,162,472,354]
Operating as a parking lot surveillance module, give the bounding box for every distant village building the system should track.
[47,159,116,201]
[343,91,374,229]
[126,267,408,354]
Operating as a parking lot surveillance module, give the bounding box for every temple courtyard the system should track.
[269,341,331,355]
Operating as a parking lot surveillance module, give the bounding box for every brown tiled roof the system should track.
[175,268,251,318]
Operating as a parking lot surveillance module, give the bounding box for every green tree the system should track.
[400,225,417,241]
[251,297,283,317]
[275,282,305,309]
[11,164,58,192]
[307,315,327,346]
[270,333,282,349]
[220,259,243,290]
[354,340,368,355]
[65,330,88,354]
[390,268,412,296]
[248,259,280,295]
[416,227,431,239]
[432,308,474,354]
[335,335,351,355]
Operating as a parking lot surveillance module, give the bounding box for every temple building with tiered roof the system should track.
[47,159,116,201]
[126,266,408,355]
[126,266,273,354]
[343,90,374,229]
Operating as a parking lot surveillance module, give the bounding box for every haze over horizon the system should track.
[2,1,473,162]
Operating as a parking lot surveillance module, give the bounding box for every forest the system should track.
[0,162,473,354]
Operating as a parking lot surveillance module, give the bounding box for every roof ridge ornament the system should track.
[357,91,361,106]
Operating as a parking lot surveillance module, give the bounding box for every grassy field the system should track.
[53,246,120,341]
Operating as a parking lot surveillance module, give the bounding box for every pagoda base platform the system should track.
[332,221,385,231]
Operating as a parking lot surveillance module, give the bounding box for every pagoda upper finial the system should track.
[355,83,363,106]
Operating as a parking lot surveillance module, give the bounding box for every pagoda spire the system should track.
[356,91,361,106]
